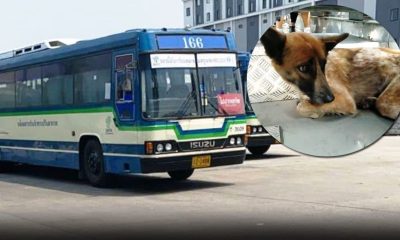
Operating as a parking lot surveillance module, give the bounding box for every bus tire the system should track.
[248,145,270,156]
[83,139,110,187]
[168,169,194,181]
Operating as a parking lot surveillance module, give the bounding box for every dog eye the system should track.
[298,65,311,73]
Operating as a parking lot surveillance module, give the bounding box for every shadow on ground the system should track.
[245,153,299,161]
[0,165,232,196]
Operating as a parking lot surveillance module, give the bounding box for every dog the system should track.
[260,27,400,120]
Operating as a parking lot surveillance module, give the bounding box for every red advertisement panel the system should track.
[217,93,245,115]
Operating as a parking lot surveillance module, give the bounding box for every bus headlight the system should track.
[165,143,173,151]
[258,126,263,133]
[226,135,245,147]
[156,144,164,152]
[145,141,177,154]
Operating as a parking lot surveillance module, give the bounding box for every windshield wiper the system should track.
[176,90,196,118]
[204,95,229,116]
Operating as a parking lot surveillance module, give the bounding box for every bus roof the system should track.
[0,28,236,72]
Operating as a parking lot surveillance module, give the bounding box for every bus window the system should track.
[116,71,133,101]
[42,62,73,106]
[73,53,111,104]
[116,54,134,102]
[16,67,42,107]
[142,67,198,119]
[166,70,190,98]
[0,72,15,108]
[198,67,244,116]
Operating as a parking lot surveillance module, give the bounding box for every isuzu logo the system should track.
[190,140,216,149]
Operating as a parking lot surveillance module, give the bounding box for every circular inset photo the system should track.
[247,5,400,157]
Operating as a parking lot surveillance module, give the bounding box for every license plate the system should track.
[192,155,211,168]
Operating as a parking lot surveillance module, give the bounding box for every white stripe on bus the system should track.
[0,146,78,154]
[0,146,246,159]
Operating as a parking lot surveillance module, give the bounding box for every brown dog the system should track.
[260,27,400,120]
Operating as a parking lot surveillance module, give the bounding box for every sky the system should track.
[0,0,184,52]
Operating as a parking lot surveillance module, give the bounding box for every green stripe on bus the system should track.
[117,119,246,140]
[246,115,257,120]
[0,106,245,140]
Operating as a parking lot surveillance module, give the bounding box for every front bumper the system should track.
[247,134,277,147]
[140,148,246,173]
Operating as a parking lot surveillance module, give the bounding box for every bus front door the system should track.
[114,53,136,122]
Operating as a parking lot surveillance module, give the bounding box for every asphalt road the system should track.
[1,136,400,239]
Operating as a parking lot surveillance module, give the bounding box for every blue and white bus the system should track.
[238,52,279,156]
[0,29,247,187]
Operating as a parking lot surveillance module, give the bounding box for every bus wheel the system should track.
[248,145,271,156]
[83,140,110,187]
[168,169,194,181]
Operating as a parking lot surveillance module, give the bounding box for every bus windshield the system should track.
[198,67,243,117]
[141,53,245,119]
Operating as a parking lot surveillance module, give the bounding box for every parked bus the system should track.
[0,29,247,187]
[237,52,279,156]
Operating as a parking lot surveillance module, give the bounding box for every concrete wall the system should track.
[234,18,248,51]
[375,0,400,45]
[184,1,194,27]
[204,0,214,23]
[247,15,260,51]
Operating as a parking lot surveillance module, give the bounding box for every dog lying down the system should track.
[260,27,400,120]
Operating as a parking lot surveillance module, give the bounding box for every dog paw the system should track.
[296,102,324,118]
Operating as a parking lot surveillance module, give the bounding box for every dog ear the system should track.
[260,27,286,65]
[319,33,349,52]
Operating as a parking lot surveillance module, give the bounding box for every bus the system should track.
[0,29,247,187]
[237,52,279,156]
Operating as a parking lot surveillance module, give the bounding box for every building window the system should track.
[238,4,243,15]
[248,0,256,13]
[391,8,399,22]
[273,0,283,7]
[196,0,201,6]
[215,10,220,20]
[186,7,191,17]
[263,0,267,8]
[227,7,232,18]
[196,14,203,24]
[206,0,210,3]
[207,12,211,21]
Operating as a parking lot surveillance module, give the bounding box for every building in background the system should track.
[183,0,400,52]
